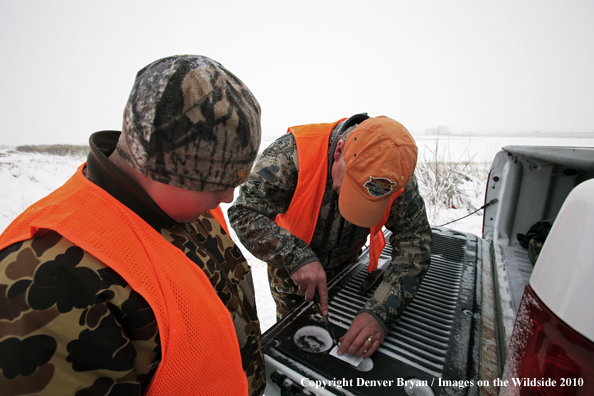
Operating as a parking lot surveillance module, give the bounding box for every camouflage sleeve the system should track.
[166,214,266,396]
[228,134,318,273]
[0,230,159,395]
[361,174,433,330]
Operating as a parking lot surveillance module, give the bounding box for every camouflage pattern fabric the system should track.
[118,55,261,192]
[0,212,265,396]
[229,125,432,330]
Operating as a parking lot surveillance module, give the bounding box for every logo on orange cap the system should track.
[363,176,397,197]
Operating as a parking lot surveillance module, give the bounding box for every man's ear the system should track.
[334,140,345,161]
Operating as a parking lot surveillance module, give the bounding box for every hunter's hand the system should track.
[290,261,328,315]
[338,312,386,358]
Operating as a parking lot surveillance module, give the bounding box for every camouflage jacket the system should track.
[0,131,265,396]
[229,117,432,331]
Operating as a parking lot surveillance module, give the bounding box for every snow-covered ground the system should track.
[1,133,593,332]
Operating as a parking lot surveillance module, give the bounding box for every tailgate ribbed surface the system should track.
[262,227,481,396]
[328,232,467,377]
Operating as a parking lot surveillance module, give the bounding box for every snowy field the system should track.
[1,133,594,332]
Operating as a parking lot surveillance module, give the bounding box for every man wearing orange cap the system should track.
[229,113,432,358]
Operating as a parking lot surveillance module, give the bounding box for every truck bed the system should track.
[483,145,594,376]
[262,227,486,396]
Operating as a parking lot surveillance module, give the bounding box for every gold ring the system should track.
[367,337,373,343]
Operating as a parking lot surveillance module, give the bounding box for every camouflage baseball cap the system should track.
[117,55,261,191]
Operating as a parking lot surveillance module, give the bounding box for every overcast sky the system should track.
[1,0,593,146]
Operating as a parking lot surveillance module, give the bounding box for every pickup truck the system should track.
[260,145,594,396]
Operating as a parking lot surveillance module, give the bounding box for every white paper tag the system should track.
[329,345,363,367]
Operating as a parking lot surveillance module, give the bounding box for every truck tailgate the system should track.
[262,226,488,396]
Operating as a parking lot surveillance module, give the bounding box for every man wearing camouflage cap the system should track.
[0,55,265,395]
[229,113,432,359]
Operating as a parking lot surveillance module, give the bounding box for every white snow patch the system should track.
[293,325,333,353]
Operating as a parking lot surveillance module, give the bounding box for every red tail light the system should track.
[502,286,594,395]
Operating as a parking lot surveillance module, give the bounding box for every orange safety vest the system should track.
[275,120,402,272]
[0,165,247,396]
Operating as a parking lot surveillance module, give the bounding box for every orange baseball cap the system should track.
[339,116,418,228]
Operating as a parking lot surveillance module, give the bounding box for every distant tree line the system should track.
[15,144,89,157]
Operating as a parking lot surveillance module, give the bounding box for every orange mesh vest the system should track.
[209,205,231,235]
[275,120,402,272]
[0,165,247,396]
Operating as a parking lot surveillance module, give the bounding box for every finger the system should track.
[363,341,380,358]
[304,282,316,302]
[292,279,304,293]
[337,327,362,356]
[355,336,372,357]
[299,282,308,293]
[317,280,329,316]
[290,274,301,289]
[354,336,376,357]
[347,334,371,357]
